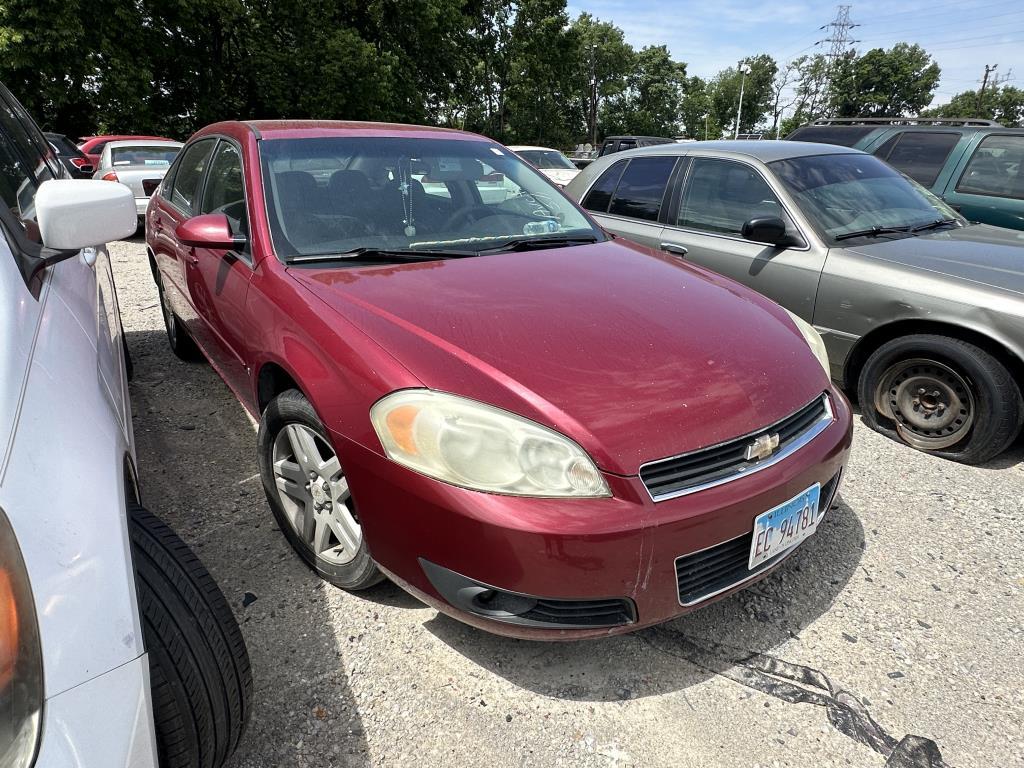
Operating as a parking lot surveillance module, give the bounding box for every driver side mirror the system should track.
[36,179,137,250]
[176,213,246,250]
[741,216,802,248]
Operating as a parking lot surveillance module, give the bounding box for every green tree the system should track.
[708,54,777,135]
[570,13,634,146]
[679,76,714,139]
[921,85,1024,127]
[601,45,686,137]
[829,43,940,117]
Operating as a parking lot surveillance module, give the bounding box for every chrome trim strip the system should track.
[640,394,834,503]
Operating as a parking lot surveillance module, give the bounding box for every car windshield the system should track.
[516,149,576,170]
[260,136,600,259]
[770,153,962,243]
[112,145,180,166]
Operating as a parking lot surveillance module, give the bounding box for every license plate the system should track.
[748,484,821,570]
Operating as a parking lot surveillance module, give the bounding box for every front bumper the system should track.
[340,387,853,639]
[33,655,158,767]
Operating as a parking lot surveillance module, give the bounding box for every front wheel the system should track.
[257,389,382,590]
[857,334,1022,464]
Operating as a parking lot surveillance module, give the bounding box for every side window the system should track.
[874,132,959,186]
[608,156,675,221]
[168,139,216,215]
[201,141,248,240]
[0,97,54,247]
[955,134,1024,200]
[89,140,107,156]
[581,160,627,213]
[676,158,785,236]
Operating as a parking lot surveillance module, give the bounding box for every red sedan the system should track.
[145,120,852,639]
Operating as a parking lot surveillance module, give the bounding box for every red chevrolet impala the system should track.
[145,121,852,639]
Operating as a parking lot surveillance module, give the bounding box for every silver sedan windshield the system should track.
[771,153,962,242]
[259,137,599,258]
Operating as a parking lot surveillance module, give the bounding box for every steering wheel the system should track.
[443,204,497,231]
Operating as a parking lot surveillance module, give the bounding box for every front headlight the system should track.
[784,309,830,376]
[0,508,43,768]
[370,390,610,497]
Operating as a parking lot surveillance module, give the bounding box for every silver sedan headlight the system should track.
[0,508,43,768]
[370,390,610,497]
[784,309,830,375]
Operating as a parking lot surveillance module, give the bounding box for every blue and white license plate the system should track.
[748,484,822,570]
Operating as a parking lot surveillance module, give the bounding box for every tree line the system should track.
[1,0,1021,147]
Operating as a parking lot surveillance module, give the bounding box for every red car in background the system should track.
[145,120,852,639]
[78,133,175,167]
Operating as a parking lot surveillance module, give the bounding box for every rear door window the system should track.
[873,131,960,186]
[676,158,786,235]
[168,139,216,215]
[955,134,1024,199]
[607,156,675,221]
[581,159,628,213]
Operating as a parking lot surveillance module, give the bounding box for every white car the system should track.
[0,84,249,767]
[94,139,183,221]
[507,145,581,187]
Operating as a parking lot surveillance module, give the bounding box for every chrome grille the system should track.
[640,394,832,501]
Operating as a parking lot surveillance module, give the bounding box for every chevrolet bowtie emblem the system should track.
[745,433,780,461]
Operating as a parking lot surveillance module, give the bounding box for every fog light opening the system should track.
[471,588,538,617]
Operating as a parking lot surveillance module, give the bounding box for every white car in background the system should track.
[0,84,249,768]
[508,145,581,187]
[94,139,183,224]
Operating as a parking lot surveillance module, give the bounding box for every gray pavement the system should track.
[111,237,1024,768]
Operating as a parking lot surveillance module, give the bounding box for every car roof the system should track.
[105,139,183,149]
[608,139,863,163]
[208,120,491,143]
[508,145,561,152]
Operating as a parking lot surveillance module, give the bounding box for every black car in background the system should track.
[598,135,674,157]
[44,131,94,178]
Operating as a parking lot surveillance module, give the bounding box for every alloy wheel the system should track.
[271,423,362,565]
[874,357,975,450]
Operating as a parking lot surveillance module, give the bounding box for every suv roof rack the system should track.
[808,117,1002,127]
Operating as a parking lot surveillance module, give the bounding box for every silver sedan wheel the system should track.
[271,424,362,566]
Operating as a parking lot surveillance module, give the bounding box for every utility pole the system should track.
[814,5,860,116]
[734,61,750,139]
[589,45,598,149]
[978,64,997,114]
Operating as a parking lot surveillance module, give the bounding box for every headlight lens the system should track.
[0,508,43,768]
[784,309,830,376]
[370,390,610,497]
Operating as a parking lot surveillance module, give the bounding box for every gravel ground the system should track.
[111,236,1024,768]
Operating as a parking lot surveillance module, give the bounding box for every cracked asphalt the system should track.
[111,237,1024,768]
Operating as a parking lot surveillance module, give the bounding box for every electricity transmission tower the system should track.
[813,5,860,116]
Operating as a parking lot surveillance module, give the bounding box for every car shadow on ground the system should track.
[422,495,865,703]
[127,328,371,768]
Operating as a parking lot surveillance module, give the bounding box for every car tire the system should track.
[857,334,1022,465]
[257,389,383,590]
[129,503,252,768]
[157,274,201,361]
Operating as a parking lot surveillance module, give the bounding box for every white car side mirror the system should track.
[36,179,137,250]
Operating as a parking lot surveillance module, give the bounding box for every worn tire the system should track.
[157,273,201,361]
[857,334,1022,465]
[129,504,252,768]
[257,389,383,590]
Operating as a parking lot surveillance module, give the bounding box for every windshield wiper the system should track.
[910,218,960,233]
[478,234,599,254]
[284,247,476,265]
[833,226,913,242]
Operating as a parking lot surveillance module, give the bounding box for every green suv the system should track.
[788,118,1024,230]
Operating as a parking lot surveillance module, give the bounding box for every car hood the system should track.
[540,168,580,186]
[290,240,829,475]
[843,224,1024,296]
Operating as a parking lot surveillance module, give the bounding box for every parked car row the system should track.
[0,85,250,767]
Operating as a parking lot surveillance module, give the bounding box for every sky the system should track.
[568,0,1023,107]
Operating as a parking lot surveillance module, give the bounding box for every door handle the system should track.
[185,248,199,266]
[660,243,688,257]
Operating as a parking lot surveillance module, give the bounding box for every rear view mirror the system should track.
[741,216,800,248]
[36,179,137,250]
[176,213,246,250]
